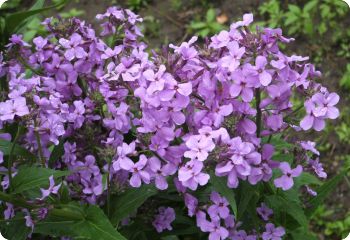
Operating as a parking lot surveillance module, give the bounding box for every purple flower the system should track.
[4,203,14,220]
[184,193,198,217]
[148,156,169,190]
[265,114,283,131]
[37,208,48,220]
[0,8,341,232]
[184,135,215,161]
[220,41,245,72]
[231,13,253,28]
[262,223,285,240]
[59,33,87,61]
[299,141,320,155]
[256,203,273,221]
[308,158,327,179]
[40,175,62,200]
[120,154,150,187]
[229,69,254,102]
[231,230,257,240]
[300,92,339,131]
[0,97,29,121]
[33,36,48,50]
[274,162,302,190]
[25,214,35,232]
[200,219,229,240]
[169,36,198,60]
[208,192,230,220]
[152,207,176,233]
[113,142,136,171]
[305,185,317,196]
[178,160,210,190]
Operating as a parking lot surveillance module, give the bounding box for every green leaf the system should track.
[0,214,31,240]
[284,14,299,26]
[0,139,36,161]
[266,135,293,150]
[198,28,210,37]
[306,169,348,216]
[5,0,67,34]
[35,204,127,240]
[190,22,207,30]
[291,227,318,240]
[209,22,223,32]
[237,181,256,220]
[303,0,318,13]
[110,184,157,225]
[18,0,45,38]
[48,140,65,168]
[11,166,70,194]
[288,4,302,15]
[210,172,238,216]
[266,195,308,228]
[295,172,322,188]
[206,9,216,22]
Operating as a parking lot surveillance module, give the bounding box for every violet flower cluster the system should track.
[0,7,339,239]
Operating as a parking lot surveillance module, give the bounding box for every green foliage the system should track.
[258,0,349,38]
[0,139,36,161]
[306,169,348,216]
[188,8,224,37]
[126,0,149,11]
[312,205,350,238]
[11,166,70,194]
[4,0,66,35]
[110,185,158,225]
[0,213,31,240]
[35,204,127,240]
[170,0,183,11]
[258,0,283,28]
[340,64,350,90]
[0,0,67,50]
[60,8,85,18]
[48,140,65,168]
[284,1,317,36]
[142,15,161,38]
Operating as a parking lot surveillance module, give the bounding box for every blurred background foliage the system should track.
[0,0,349,239]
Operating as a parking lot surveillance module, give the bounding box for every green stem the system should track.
[285,104,303,119]
[255,88,262,138]
[77,77,87,98]
[34,119,45,167]
[8,126,21,191]
[106,159,112,218]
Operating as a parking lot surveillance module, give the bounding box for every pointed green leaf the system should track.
[206,9,216,22]
[0,214,31,240]
[266,195,308,228]
[0,139,36,161]
[295,172,322,188]
[5,0,67,34]
[110,184,158,225]
[35,204,127,240]
[11,166,70,193]
[306,169,348,216]
[237,181,256,220]
[291,227,318,240]
[48,140,65,168]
